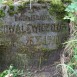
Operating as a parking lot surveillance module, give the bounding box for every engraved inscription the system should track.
[0,3,68,49]
[3,23,67,34]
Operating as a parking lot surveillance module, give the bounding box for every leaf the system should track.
[65,12,75,21]
[70,17,75,21]
[73,0,77,2]
[0,0,3,4]
[64,16,70,19]
[65,2,77,12]
[75,7,77,11]
[74,55,77,60]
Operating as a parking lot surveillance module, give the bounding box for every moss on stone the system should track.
[49,0,71,20]
[0,9,5,17]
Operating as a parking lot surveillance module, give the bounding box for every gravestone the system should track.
[0,2,69,70]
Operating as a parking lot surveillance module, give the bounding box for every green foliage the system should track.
[49,0,65,19]
[64,40,77,76]
[0,9,5,17]
[64,0,77,21]
[49,0,71,20]
[17,0,29,5]
[0,0,3,4]
[2,0,13,6]
[0,65,24,77]
[57,64,77,77]
[0,0,29,16]
[64,0,77,76]
[62,0,71,3]
[18,5,25,12]
[8,5,18,16]
[17,2,29,13]
[51,0,62,5]
[37,0,45,3]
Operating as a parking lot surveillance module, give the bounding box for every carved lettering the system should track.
[26,36,34,45]
[16,25,21,33]
[35,36,41,45]
[32,25,38,33]
[26,26,31,33]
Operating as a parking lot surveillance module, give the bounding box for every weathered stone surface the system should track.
[0,2,68,50]
[0,2,68,72]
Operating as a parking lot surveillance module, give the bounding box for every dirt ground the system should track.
[25,61,62,77]
[23,49,63,77]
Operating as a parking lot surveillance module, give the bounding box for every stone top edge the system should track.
[0,0,50,7]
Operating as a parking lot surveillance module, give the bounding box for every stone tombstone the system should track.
[1,3,68,50]
[0,2,69,70]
